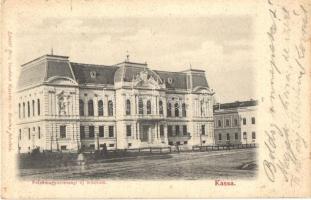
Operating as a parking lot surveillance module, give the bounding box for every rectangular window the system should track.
[109,143,114,147]
[243,118,246,125]
[201,125,205,135]
[90,144,95,149]
[252,132,256,139]
[128,143,132,147]
[168,126,173,137]
[60,126,66,138]
[226,133,230,141]
[225,119,230,127]
[126,125,132,137]
[252,117,256,124]
[99,126,104,137]
[89,126,95,138]
[19,129,22,140]
[184,141,188,144]
[168,141,173,145]
[243,132,247,139]
[27,102,30,117]
[160,125,164,136]
[60,145,67,150]
[202,140,206,144]
[176,141,180,145]
[109,126,114,137]
[80,126,85,139]
[37,99,40,116]
[175,126,180,136]
[218,120,222,127]
[183,125,187,136]
[235,132,238,140]
[28,128,31,140]
[32,100,35,116]
[218,133,222,141]
[38,126,41,139]
[234,119,238,126]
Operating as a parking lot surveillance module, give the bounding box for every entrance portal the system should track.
[141,125,149,142]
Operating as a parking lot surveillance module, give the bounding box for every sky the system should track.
[15,16,256,103]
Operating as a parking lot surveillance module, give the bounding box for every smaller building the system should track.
[213,100,258,145]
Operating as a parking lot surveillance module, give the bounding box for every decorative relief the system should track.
[57,90,71,115]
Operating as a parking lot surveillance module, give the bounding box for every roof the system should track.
[213,100,258,111]
[70,63,118,85]
[18,54,211,91]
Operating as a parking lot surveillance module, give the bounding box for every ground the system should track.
[19,148,257,180]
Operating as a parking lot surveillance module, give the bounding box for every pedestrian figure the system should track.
[77,151,85,172]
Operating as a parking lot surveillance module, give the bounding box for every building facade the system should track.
[16,54,215,153]
[213,100,258,145]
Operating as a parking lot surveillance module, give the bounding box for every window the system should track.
[27,101,30,117]
[234,119,238,126]
[184,141,188,144]
[183,125,187,136]
[243,118,246,125]
[18,103,21,118]
[79,100,84,116]
[109,144,114,147]
[28,128,31,140]
[167,103,172,117]
[147,100,151,114]
[128,143,132,147]
[60,126,66,138]
[176,141,180,145]
[126,99,131,115]
[138,99,143,114]
[243,132,247,139]
[168,125,173,137]
[99,126,104,137]
[235,132,238,140]
[108,100,113,116]
[252,132,256,139]
[159,101,163,115]
[19,129,21,140]
[23,102,25,118]
[80,126,85,139]
[89,126,95,138]
[226,133,230,141]
[37,99,40,116]
[201,125,205,135]
[175,125,180,136]
[182,103,186,117]
[32,100,35,116]
[218,120,222,127]
[98,100,104,116]
[90,144,95,149]
[218,133,222,140]
[38,126,40,139]
[61,145,67,150]
[202,140,206,144]
[160,125,164,136]
[109,126,114,137]
[252,117,256,124]
[88,100,94,116]
[168,141,173,145]
[225,119,230,127]
[126,125,132,136]
[174,103,179,117]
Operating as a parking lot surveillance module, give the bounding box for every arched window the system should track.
[88,100,94,116]
[126,99,131,115]
[227,133,230,141]
[37,99,40,116]
[159,100,163,115]
[138,99,143,114]
[32,100,35,116]
[23,102,25,118]
[174,103,179,117]
[147,100,151,114]
[98,100,103,116]
[108,100,113,116]
[27,101,30,117]
[79,100,84,116]
[167,103,172,117]
[18,103,21,119]
[182,103,186,117]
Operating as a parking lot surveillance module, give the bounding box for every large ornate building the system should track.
[213,100,258,145]
[16,54,215,153]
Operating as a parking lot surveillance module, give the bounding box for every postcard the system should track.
[1,0,310,198]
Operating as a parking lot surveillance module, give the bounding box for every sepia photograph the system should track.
[1,0,310,198]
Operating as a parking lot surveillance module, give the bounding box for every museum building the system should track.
[16,54,215,153]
